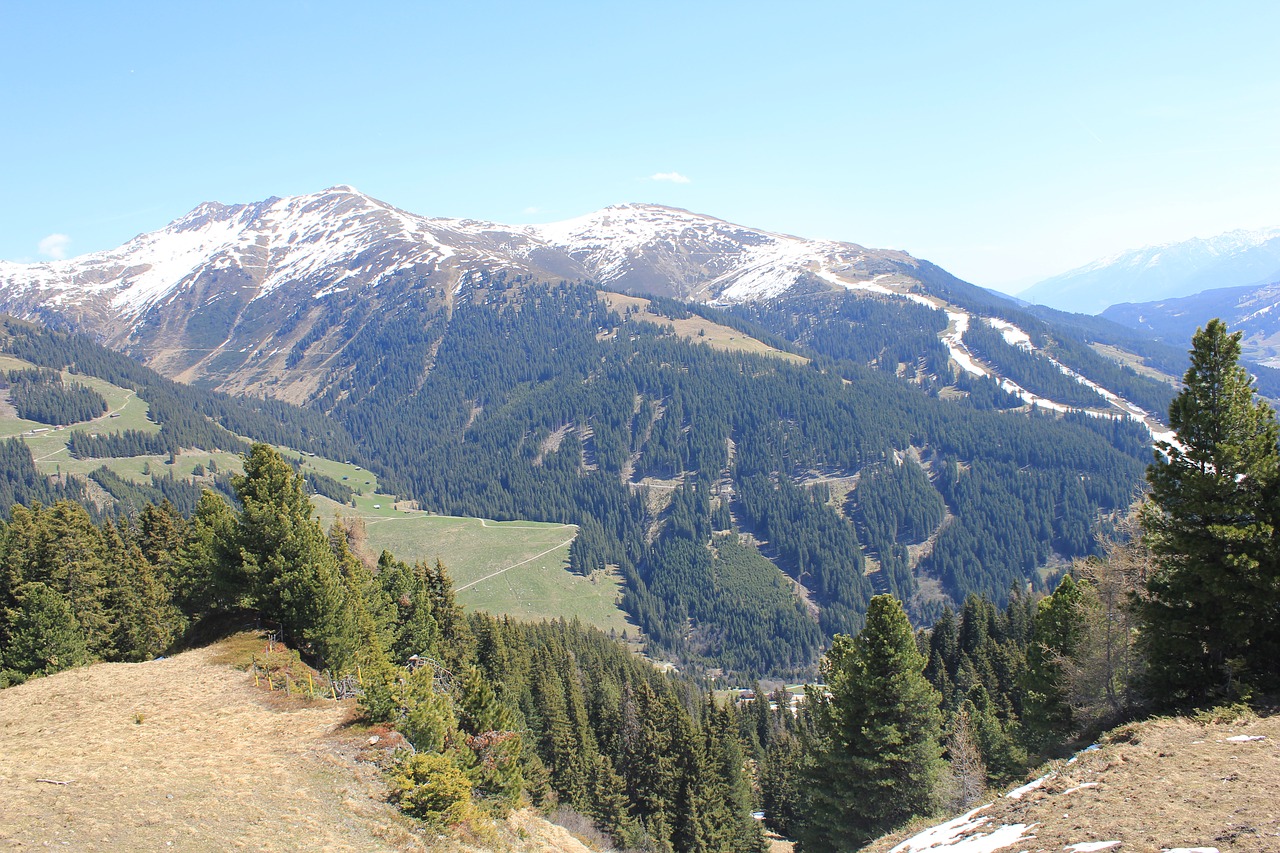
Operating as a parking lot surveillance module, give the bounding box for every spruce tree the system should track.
[1141,319,1280,700]
[798,595,943,852]
[1021,575,1090,751]
[233,444,355,667]
[1,581,87,677]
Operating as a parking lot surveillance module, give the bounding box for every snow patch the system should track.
[986,317,1031,347]
[1067,744,1101,764]
[1005,773,1051,799]
[889,804,1034,853]
[1060,782,1100,795]
[1065,842,1120,852]
[1224,734,1265,742]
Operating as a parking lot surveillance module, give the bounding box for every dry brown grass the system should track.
[863,711,1280,853]
[600,291,808,364]
[0,636,591,852]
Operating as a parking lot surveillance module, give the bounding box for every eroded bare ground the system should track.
[0,640,590,852]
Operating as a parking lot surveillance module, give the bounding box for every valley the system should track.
[0,189,1276,852]
[0,190,1189,680]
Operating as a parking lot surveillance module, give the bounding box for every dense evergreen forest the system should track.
[1,367,107,424]
[0,283,1155,679]
[299,281,1148,674]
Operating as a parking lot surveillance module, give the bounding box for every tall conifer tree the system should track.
[799,594,943,852]
[1142,319,1280,700]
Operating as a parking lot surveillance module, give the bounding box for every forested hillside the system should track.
[0,445,765,851]
[297,280,1148,676]
[0,279,1156,679]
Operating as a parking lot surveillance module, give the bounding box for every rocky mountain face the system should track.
[1021,227,1280,315]
[1103,278,1280,367]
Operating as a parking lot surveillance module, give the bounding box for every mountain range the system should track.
[1020,227,1280,316]
[0,186,960,401]
[0,186,1191,677]
[0,186,1181,422]
[1102,281,1280,367]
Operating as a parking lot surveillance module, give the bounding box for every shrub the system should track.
[389,752,476,828]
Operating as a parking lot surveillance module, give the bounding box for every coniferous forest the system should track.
[2,295,1277,848]
[0,290,1153,679]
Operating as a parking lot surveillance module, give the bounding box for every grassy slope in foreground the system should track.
[314,497,634,637]
[862,710,1280,853]
[0,635,592,852]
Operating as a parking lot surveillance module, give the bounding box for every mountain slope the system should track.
[0,189,1186,677]
[0,186,1177,437]
[1021,227,1280,315]
[1103,279,1280,368]
[865,711,1280,853]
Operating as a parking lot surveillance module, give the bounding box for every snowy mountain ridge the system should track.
[0,188,915,321]
[0,186,1173,440]
[1021,227,1280,315]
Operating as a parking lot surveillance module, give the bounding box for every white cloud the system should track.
[523,206,541,214]
[38,233,71,260]
[648,172,691,184]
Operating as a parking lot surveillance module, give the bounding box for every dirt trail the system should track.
[0,642,591,852]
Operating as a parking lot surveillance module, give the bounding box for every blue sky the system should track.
[2,1,1278,291]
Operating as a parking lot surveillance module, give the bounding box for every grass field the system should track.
[0,354,163,475]
[600,291,808,365]
[0,355,634,637]
[0,637,594,852]
[313,497,634,636]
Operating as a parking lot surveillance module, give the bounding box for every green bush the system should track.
[389,752,476,828]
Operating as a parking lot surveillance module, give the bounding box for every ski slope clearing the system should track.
[0,636,591,852]
[864,711,1280,853]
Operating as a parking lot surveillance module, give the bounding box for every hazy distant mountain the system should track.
[1103,278,1280,367]
[1020,228,1280,315]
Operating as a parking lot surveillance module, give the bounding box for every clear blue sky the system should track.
[3,1,1278,291]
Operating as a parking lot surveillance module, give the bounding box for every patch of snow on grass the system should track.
[1005,773,1052,799]
[1224,735,1265,742]
[1060,782,1100,795]
[888,804,1034,853]
[1067,744,1101,763]
[1065,842,1120,851]
[1162,848,1219,852]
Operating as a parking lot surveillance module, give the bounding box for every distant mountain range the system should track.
[1103,279,1280,367]
[0,187,946,400]
[1020,227,1280,315]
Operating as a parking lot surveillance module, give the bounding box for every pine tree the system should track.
[175,489,241,617]
[233,444,355,667]
[1141,319,1280,700]
[1022,575,1090,751]
[1,581,87,677]
[798,595,943,852]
